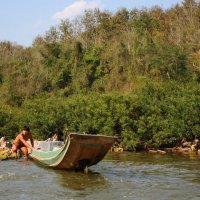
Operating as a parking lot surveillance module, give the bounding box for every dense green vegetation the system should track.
[0,0,200,149]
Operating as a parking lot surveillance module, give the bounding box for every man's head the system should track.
[22,126,30,135]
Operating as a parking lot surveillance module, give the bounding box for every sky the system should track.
[0,0,184,47]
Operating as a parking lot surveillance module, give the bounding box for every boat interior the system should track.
[36,141,64,152]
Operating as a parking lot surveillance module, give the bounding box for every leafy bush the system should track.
[11,81,199,150]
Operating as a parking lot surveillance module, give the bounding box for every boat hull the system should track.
[30,133,116,170]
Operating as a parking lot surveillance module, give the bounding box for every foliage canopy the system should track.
[1,0,200,149]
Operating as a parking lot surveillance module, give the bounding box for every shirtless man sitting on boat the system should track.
[12,126,34,160]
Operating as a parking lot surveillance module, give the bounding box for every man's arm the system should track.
[19,135,33,149]
[30,135,34,148]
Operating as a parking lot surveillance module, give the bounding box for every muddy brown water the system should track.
[1,152,200,200]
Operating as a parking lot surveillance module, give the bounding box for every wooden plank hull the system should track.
[30,133,116,170]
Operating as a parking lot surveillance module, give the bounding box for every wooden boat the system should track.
[30,133,116,172]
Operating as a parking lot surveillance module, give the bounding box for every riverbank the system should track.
[1,137,199,161]
[111,146,200,155]
[145,138,200,155]
[0,147,19,160]
[1,146,199,162]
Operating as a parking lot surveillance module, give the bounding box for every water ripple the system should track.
[1,153,200,200]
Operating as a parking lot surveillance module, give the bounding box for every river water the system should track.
[1,152,200,200]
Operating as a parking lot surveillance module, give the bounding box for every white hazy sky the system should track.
[0,0,184,47]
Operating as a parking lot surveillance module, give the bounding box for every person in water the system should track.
[12,126,34,160]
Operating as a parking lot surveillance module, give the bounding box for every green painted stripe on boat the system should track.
[81,143,103,148]
[31,146,64,159]
[80,143,103,147]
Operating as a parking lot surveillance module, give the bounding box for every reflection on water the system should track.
[1,152,200,200]
[54,169,109,191]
